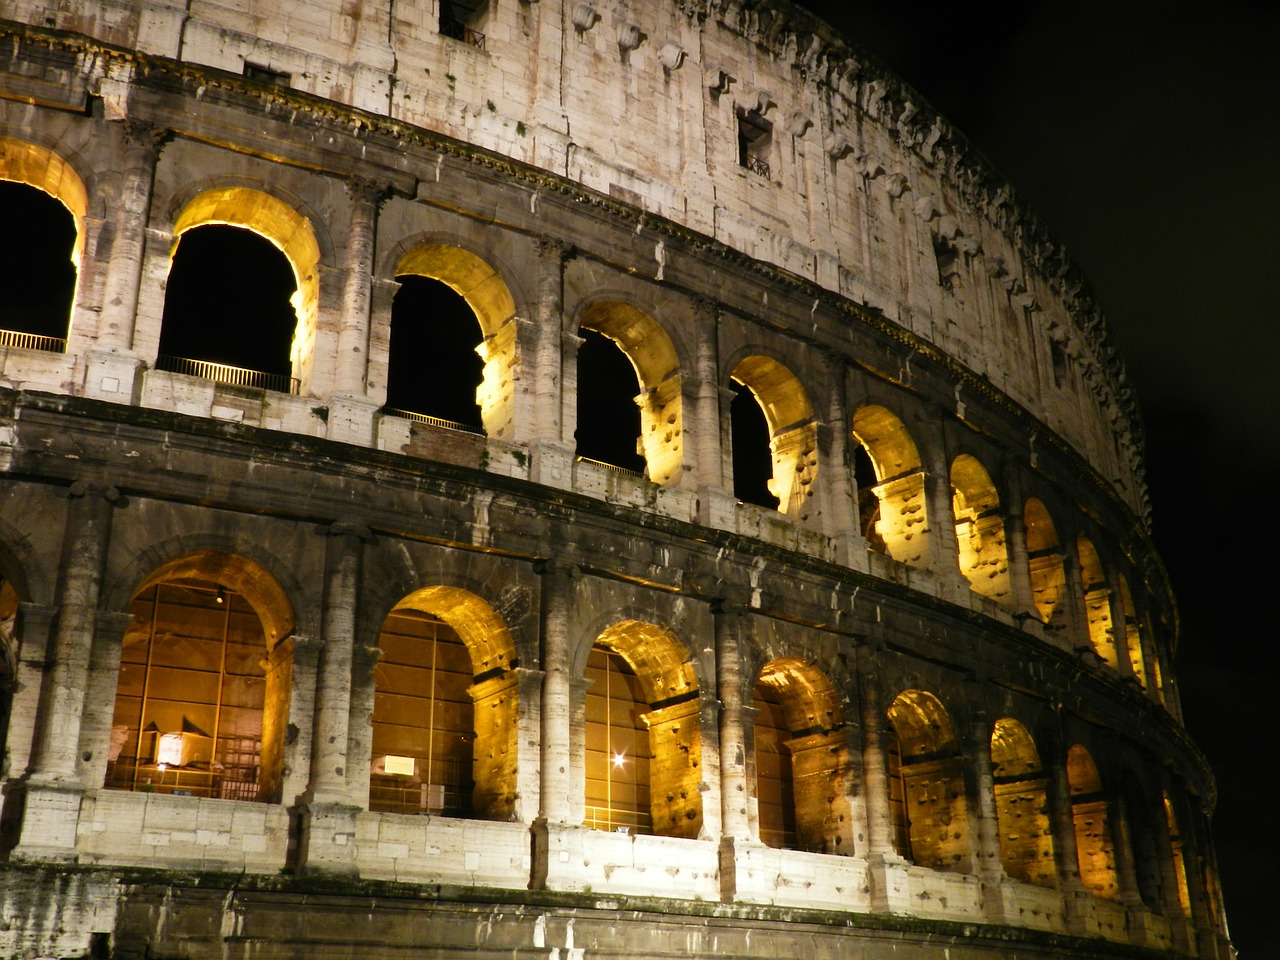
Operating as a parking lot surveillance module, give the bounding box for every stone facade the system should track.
[0,1,1228,957]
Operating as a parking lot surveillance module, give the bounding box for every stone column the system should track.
[1059,548,1093,658]
[536,560,576,824]
[691,298,735,529]
[327,180,388,446]
[13,481,118,859]
[528,239,577,488]
[298,521,369,876]
[922,458,966,597]
[821,351,866,569]
[858,642,911,914]
[1043,709,1091,935]
[857,643,895,860]
[1004,507,1039,621]
[1109,785,1152,946]
[85,123,167,403]
[1105,571,1138,683]
[714,601,750,842]
[966,697,1010,921]
[3,603,55,781]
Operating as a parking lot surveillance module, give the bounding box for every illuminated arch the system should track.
[950,455,1012,606]
[754,657,852,854]
[1024,498,1066,626]
[0,137,88,265]
[851,404,930,567]
[394,244,520,438]
[170,186,320,387]
[106,551,296,803]
[990,718,1056,887]
[588,620,700,837]
[0,138,87,346]
[371,585,517,819]
[730,356,818,519]
[1116,575,1148,689]
[1066,744,1120,901]
[579,301,684,485]
[885,689,971,871]
[1076,537,1118,669]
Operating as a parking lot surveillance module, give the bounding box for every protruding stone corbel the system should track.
[617,21,645,53]
[914,195,941,221]
[571,2,598,33]
[785,110,812,136]
[883,172,909,198]
[707,67,735,96]
[936,214,961,240]
[658,42,685,72]
[825,133,854,160]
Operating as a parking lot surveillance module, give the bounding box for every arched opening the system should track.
[0,138,87,351]
[1024,498,1066,627]
[1066,744,1120,901]
[885,690,971,871]
[386,276,484,432]
[730,356,818,518]
[586,621,700,837]
[1121,775,1165,909]
[158,226,298,390]
[990,718,1056,888]
[392,245,519,438]
[753,658,852,854]
[161,187,320,393]
[851,405,930,567]
[950,455,1012,606]
[1116,576,1148,689]
[575,328,645,475]
[105,552,295,803]
[0,182,77,350]
[370,585,518,820]
[729,381,775,508]
[577,302,683,484]
[1077,538,1118,669]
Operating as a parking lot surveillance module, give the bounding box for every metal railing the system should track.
[744,154,771,179]
[583,804,653,834]
[0,327,66,353]
[575,456,645,479]
[440,18,486,49]
[156,354,300,395]
[382,407,485,435]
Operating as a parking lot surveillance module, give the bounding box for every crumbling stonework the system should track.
[0,1,1228,957]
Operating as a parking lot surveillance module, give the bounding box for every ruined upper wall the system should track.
[7,0,1144,515]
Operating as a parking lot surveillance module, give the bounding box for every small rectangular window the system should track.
[1050,339,1069,388]
[441,0,488,49]
[244,63,291,88]
[737,108,772,179]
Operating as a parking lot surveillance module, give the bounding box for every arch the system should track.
[394,244,520,438]
[950,455,1012,606]
[1066,744,1120,901]
[105,551,297,803]
[0,137,88,265]
[370,585,518,820]
[0,138,87,349]
[588,620,700,837]
[1116,575,1148,689]
[885,689,971,871]
[1023,498,1066,626]
[168,186,320,389]
[578,301,684,485]
[730,356,818,518]
[1076,537,1118,669]
[753,657,852,854]
[990,718,1056,887]
[851,404,930,567]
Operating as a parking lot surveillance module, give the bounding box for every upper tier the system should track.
[10,0,1145,518]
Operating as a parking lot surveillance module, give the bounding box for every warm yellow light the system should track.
[612,751,627,769]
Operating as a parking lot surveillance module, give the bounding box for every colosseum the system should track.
[0,0,1231,957]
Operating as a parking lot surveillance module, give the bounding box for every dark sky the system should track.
[793,1,1279,954]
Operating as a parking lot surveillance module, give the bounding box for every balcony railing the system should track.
[0,327,66,352]
[576,456,645,480]
[156,354,300,394]
[744,154,771,179]
[440,18,486,50]
[382,407,484,435]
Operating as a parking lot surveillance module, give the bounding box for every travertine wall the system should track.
[0,2,1228,958]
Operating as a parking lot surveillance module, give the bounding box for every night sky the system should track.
[792,1,1279,954]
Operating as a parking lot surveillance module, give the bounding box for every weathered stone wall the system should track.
[0,2,1228,958]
